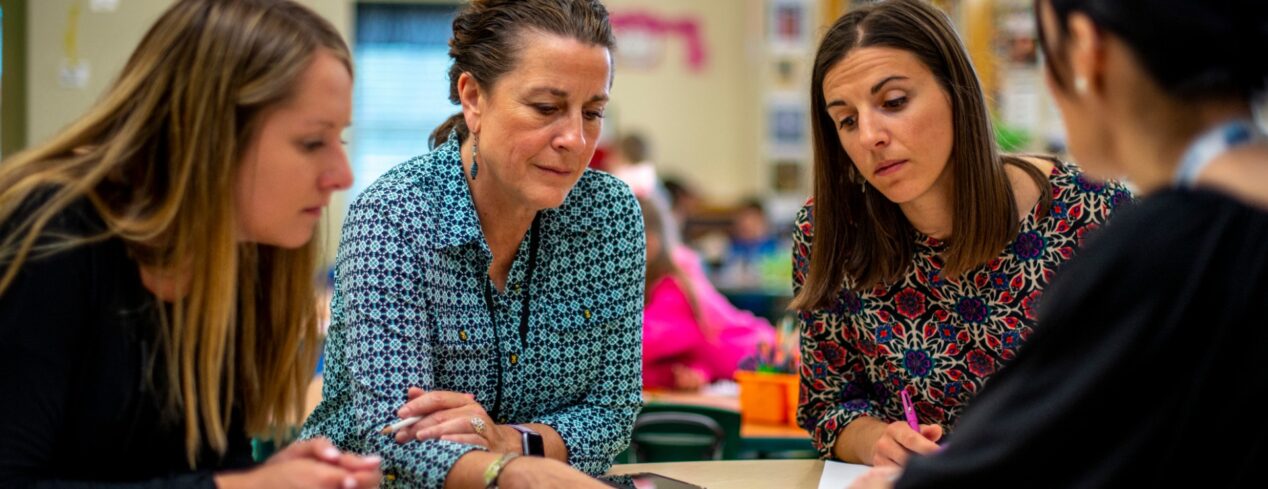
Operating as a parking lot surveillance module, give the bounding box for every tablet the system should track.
[598,472,707,489]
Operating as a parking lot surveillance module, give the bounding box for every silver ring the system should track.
[470,416,487,435]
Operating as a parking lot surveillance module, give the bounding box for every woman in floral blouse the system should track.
[791,0,1130,468]
[301,1,640,488]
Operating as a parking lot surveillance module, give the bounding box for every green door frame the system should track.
[1,0,27,159]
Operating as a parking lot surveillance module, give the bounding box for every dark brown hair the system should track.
[429,0,615,148]
[790,0,1049,310]
[1037,0,1268,101]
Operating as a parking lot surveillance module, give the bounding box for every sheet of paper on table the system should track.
[818,460,870,489]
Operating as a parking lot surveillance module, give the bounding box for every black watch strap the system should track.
[508,424,545,456]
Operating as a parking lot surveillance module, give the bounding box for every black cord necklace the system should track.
[480,212,541,418]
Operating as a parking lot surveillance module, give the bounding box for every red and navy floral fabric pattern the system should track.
[793,162,1131,458]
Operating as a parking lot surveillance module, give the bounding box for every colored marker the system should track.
[900,390,919,432]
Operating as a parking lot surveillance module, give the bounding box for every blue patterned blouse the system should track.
[301,133,645,488]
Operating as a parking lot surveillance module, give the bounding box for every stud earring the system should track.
[1074,76,1089,95]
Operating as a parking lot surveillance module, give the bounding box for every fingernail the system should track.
[343,475,356,489]
[365,455,382,465]
[465,393,476,399]
[396,408,407,417]
[323,447,341,460]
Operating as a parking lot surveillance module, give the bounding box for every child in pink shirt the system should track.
[640,198,775,390]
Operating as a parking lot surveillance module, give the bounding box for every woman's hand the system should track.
[868,421,942,467]
[495,456,610,489]
[393,387,516,452]
[215,438,381,489]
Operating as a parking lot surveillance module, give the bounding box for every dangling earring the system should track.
[1074,76,1089,95]
[469,135,480,180]
[850,167,866,194]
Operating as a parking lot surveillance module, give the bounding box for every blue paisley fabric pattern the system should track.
[302,132,645,488]
[793,161,1132,458]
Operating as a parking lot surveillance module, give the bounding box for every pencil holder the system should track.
[785,374,802,428]
[735,370,797,425]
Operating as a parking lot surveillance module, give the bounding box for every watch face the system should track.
[524,432,545,456]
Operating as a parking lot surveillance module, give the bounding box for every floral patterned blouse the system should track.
[301,132,645,487]
[793,162,1131,458]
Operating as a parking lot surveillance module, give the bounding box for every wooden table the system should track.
[608,459,826,489]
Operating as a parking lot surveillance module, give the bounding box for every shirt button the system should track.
[512,282,521,293]
[510,353,519,365]
[459,330,469,341]
[583,309,592,320]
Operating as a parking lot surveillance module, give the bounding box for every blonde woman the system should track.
[0,1,379,487]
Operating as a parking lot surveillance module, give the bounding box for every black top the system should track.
[0,197,253,488]
[898,188,1268,488]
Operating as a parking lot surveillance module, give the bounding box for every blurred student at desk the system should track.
[640,198,775,391]
[715,199,785,289]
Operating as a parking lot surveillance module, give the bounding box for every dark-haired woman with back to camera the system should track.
[301,0,640,488]
[791,0,1130,469]
[850,0,1268,487]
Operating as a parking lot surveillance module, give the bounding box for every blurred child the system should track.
[640,197,776,390]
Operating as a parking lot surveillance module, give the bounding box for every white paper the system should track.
[90,0,119,13]
[818,461,870,489]
[58,59,90,89]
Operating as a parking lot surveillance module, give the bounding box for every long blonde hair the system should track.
[0,0,351,465]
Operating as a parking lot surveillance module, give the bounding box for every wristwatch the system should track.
[508,424,545,456]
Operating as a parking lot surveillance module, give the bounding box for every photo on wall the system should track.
[767,96,808,159]
[767,0,811,54]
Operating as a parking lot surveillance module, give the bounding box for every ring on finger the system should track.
[470,416,487,436]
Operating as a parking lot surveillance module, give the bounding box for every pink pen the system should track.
[900,390,919,432]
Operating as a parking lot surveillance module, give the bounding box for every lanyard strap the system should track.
[480,212,541,418]
[1174,119,1261,188]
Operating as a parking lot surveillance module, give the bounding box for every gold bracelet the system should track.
[483,451,521,488]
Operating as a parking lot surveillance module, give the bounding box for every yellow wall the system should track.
[22,0,782,209]
[24,0,354,262]
[602,0,764,205]
[25,0,352,147]
[25,1,768,205]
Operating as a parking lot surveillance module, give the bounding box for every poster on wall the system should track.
[768,0,811,54]
[772,160,804,193]
[767,95,808,160]
[771,57,805,91]
[59,2,90,89]
[610,10,708,72]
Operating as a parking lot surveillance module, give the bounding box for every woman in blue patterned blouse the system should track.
[790,0,1130,469]
[301,1,641,488]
